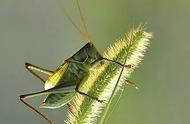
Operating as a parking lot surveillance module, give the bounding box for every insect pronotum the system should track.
[19,0,138,124]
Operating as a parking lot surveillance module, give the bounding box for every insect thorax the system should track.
[70,42,102,65]
[54,42,102,88]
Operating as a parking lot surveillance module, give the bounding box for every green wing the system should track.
[40,83,77,109]
[40,92,76,109]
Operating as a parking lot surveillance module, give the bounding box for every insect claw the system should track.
[125,64,133,68]
[95,98,105,103]
[99,99,106,103]
[126,79,139,90]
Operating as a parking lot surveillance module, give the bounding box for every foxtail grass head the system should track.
[65,25,153,124]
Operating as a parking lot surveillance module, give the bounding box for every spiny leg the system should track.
[20,95,53,124]
[75,84,104,103]
[25,63,53,83]
[91,57,133,68]
[102,55,128,124]
[92,58,138,89]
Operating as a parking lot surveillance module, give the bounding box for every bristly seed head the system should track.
[65,25,153,124]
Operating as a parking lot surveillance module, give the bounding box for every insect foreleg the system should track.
[25,63,53,83]
[75,84,104,103]
[91,57,132,68]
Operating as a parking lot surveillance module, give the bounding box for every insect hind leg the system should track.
[25,63,53,83]
[19,95,53,124]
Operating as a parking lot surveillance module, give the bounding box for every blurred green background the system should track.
[0,0,189,124]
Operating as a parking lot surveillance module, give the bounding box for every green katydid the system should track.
[19,0,137,124]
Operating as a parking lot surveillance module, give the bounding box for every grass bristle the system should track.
[65,25,153,124]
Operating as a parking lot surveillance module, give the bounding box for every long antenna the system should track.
[76,0,90,38]
[57,0,92,42]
